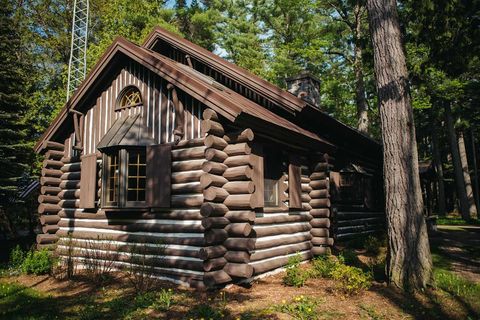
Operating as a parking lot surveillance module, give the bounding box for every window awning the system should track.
[97,114,155,151]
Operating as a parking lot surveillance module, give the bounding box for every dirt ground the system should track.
[1,226,478,320]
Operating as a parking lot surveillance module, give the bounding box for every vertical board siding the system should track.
[80,61,204,156]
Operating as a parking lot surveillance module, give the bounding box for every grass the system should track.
[436,216,480,226]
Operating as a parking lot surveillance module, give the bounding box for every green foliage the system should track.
[434,269,480,304]
[364,236,384,256]
[21,249,56,275]
[330,263,372,295]
[311,255,338,278]
[151,288,175,311]
[187,303,226,319]
[283,253,309,287]
[275,295,319,320]
[338,249,359,266]
[8,245,26,270]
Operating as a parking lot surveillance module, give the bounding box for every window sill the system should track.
[262,206,289,213]
[101,207,148,213]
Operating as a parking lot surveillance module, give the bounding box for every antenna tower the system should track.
[66,0,89,100]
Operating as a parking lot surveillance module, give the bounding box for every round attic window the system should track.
[116,86,143,110]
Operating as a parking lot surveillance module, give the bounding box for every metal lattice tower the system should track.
[66,0,89,101]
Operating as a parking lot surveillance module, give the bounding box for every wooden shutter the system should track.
[146,144,172,208]
[251,143,264,208]
[288,155,302,209]
[79,154,97,209]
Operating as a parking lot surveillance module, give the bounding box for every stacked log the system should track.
[309,154,334,256]
[37,141,65,249]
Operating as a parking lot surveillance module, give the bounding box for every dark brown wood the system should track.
[310,218,331,228]
[205,148,228,162]
[171,194,203,207]
[36,234,59,244]
[204,186,229,202]
[250,144,264,208]
[40,176,61,186]
[42,168,63,178]
[255,233,312,250]
[310,208,330,217]
[203,257,227,272]
[42,141,65,151]
[41,186,62,195]
[224,262,253,278]
[223,181,255,194]
[204,270,232,287]
[225,223,252,237]
[224,154,254,167]
[59,180,80,189]
[38,195,60,204]
[42,224,59,234]
[60,172,81,180]
[79,154,97,209]
[171,146,206,161]
[223,166,253,180]
[200,173,228,188]
[201,217,230,229]
[38,203,61,214]
[202,161,228,175]
[223,129,254,144]
[171,182,202,194]
[310,228,329,237]
[204,135,228,149]
[45,150,65,160]
[224,237,255,251]
[224,210,255,222]
[172,159,205,171]
[61,162,81,172]
[39,215,60,225]
[200,202,229,217]
[205,229,228,244]
[202,120,224,136]
[310,198,331,208]
[58,189,81,199]
[43,159,64,169]
[172,170,203,184]
[199,245,227,260]
[288,157,302,209]
[203,108,219,121]
[255,213,311,225]
[224,194,259,209]
[250,241,312,262]
[224,251,250,263]
[254,223,311,238]
[252,251,312,275]
[224,143,251,156]
[146,144,171,208]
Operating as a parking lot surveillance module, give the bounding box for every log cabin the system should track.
[34,27,384,289]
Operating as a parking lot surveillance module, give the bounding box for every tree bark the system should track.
[431,121,446,216]
[354,0,369,133]
[366,0,432,290]
[470,129,480,215]
[458,130,477,218]
[445,103,470,220]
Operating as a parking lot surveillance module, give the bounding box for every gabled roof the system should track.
[35,36,334,153]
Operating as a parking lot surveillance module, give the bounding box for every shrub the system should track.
[187,304,225,319]
[276,295,318,320]
[22,249,56,275]
[126,241,164,292]
[364,236,384,255]
[82,237,119,285]
[339,249,359,266]
[283,254,309,287]
[330,264,372,295]
[151,288,175,311]
[9,245,25,270]
[311,255,338,278]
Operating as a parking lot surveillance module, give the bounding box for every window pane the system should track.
[263,147,283,207]
[264,178,279,206]
[127,149,146,202]
[106,153,119,203]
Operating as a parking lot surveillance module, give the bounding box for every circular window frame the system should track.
[116,85,143,111]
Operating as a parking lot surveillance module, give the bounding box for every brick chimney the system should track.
[286,71,321,109]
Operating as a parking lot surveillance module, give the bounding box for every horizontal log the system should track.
[223,181,255,194]
[200,173,228,188]
[205,229,228,245]
[59,199,80,209]
[309,189,329,199]
[57,229,205,246]
[203,257,227,272]
[43,159,64,169]
[301,194,311,202]
[172,159,205,172]
[40,176,61,186]
[204,270,232,287]
[254,214,311,225]
[36,233,59,244]
[302,184,313,193]
[255,233,312,250]
[335,211,384,218]
[172,137,205,149]
[310,228,329,237]
[223,129,254,144]
[312,237,334,246]
[224,251,250,263]
[310,172,327,180]
[37,243,56,251]
[42,141,65,151]
[310,198,331,209]
[223,143,251,156]
[204,186,229,202]
[301,176,311,184]
[61,156,81,163]
[310,208,330,218]
[202,120,224,136]
[40,214,60,225]
[224,262,253,278]
[59,180,80,189]
[171,170,203,184]
[224,210,255,223]
[60,172,81,180]
[60,162,81,172]
[204,135,228,149]
[45,150,64,160]
[254,223,311,238]
[202,108,219,121]
[223,154,253,168]
[38,194,60,204]
[224,194,258,209]
[313,162,333,172]
[302,203,312,211]
[171,146,206,161]
[252,251,312,275]
[310,179,329,190]
[58,189,80,199]
[250,241,312,262]
[311,246,330,256]
[310,218,331,228]
[199,245,227,260]
[172,182,203,194]
[223,166,253,181]
[205,148,228,162]
[38,203,61,214]
[42,224,59,234]
[171,195,203,208]
[202,161,228,177]
[58,219,205,233]
[200,202,229,217]
[201,217,230,229]
[40,186,61,195]
[336,217,384,227]
[224,238,255,251]
[42,168,62,178]
[60,209,204,220]
[225,223,252,237]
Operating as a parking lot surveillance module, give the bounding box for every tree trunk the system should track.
[445,103,470,220]
[366,0,432,290]
[471,129,480,216]
[458,130,477,218]
[354,0,369,133]
[431,122,446,216]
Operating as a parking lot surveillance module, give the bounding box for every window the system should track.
[116,86,142,110]
[263,147,285,207]
[102,148,146,208]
